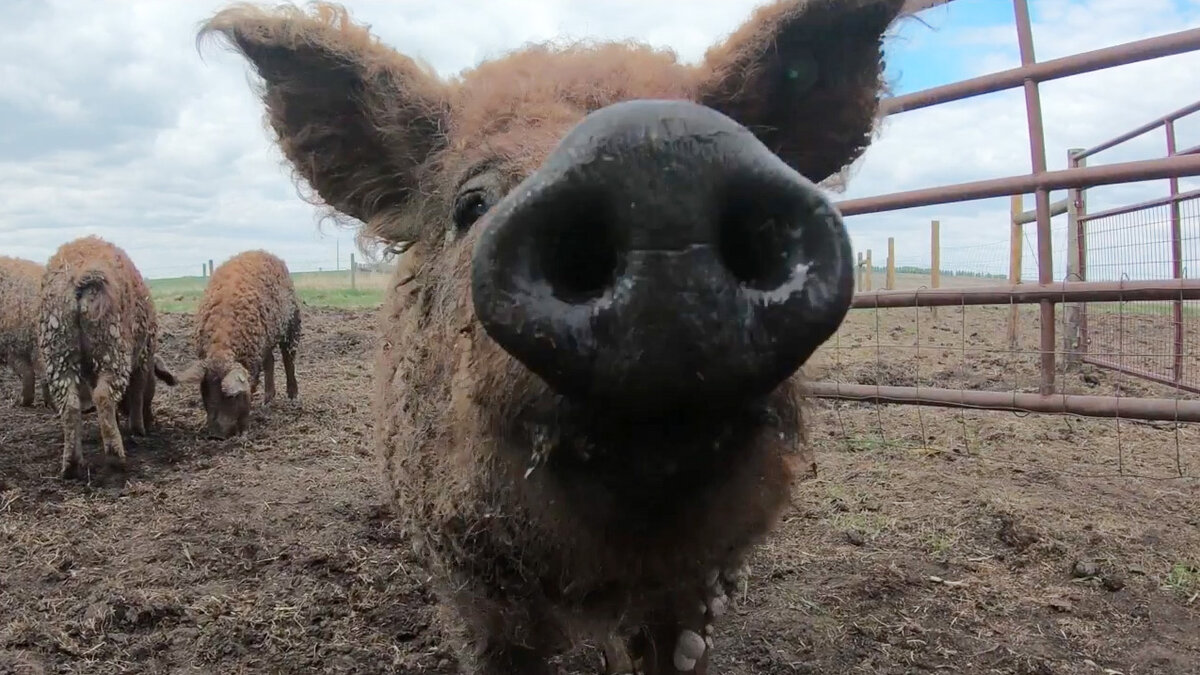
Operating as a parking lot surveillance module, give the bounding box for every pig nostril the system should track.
[533,192,620,304]
[718,192,805,292]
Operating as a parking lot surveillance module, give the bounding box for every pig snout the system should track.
[205,418,239,440]
[471,99,855,411]
[204,408,246,440]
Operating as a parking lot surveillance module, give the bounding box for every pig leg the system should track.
[125,364,148,437]
[262,349,276,405]
[602,636,636,674]
[281,308,300,400]
[44,353,83,477]
[280,339,299,400]
[57,381,84,479]
[12,357,36,407]
[142,365,157,432]
[454,597,558,675]
[635,620,709,675]
[92,374,128,471]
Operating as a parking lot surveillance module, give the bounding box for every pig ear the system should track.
[199,3,450,243]
[221,364,251,397]
[697,0,908,185]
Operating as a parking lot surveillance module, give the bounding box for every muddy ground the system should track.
[1,305,1197,674]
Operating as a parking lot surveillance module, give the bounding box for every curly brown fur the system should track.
[0,256,51,407]
[176,250,301,438]
[203,2,906,672]
[381,240,813,673]
[37,237,173,479]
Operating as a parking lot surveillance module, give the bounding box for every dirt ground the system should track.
[1,303,1197,674]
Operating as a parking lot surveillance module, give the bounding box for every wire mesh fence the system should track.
[808,202,1196,481]
[802,295,1197,481]
[1079,193,1200,393]
[858,217,1070,292]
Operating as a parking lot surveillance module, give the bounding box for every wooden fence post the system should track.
[864,249,873,291]
[208,259,214,279]
[1008,195,1023,350]
[886,237,896,290]
[930,220,940,318]
[857,251,865,290]
[350,253,357,291]
[1064,149,1087,367]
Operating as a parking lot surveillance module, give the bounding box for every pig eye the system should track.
[453,190,492,232]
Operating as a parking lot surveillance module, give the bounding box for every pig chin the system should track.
[503,374,802,485]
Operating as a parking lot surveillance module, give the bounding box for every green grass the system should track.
[148,270,388,313]
[1163,562,1199,598]
[925,530,961,558]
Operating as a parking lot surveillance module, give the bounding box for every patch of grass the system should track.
[823,484,850,503]
[1163,562,1199,598]
[297,288,384,309]
[842,434,906,454]
[147,271,388,313]
[925,530,961,559]
[830,512,894,539]
[154,290,207,314]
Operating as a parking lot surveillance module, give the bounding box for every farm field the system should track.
[1,281,1198,674]
[147,269,391,313]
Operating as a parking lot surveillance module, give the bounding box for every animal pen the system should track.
[805,0,1200,476]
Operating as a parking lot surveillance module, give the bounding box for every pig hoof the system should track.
[60,460,81,480]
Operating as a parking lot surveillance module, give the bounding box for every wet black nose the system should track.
[471,99,854,411]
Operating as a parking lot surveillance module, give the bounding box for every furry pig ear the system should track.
[220,364,251,397]
[199,2,450,244]
[696,0,908,185]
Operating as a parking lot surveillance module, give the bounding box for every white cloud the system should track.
[1,0,1198,283]
[840,0,1200,281]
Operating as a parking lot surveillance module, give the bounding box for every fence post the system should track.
[1008,195,1023,350]
[1064,149,1087,367]
[856,251,865,290]
[886,238,896,290]
[864,249,873,291]
[930,220,940,318]
[208,259,214,278]
[350,253,357,291]
[1165,124,1184,384]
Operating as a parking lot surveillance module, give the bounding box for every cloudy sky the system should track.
[2,0,1199,281]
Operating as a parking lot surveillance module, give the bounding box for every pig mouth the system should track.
[509,386,800,492]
